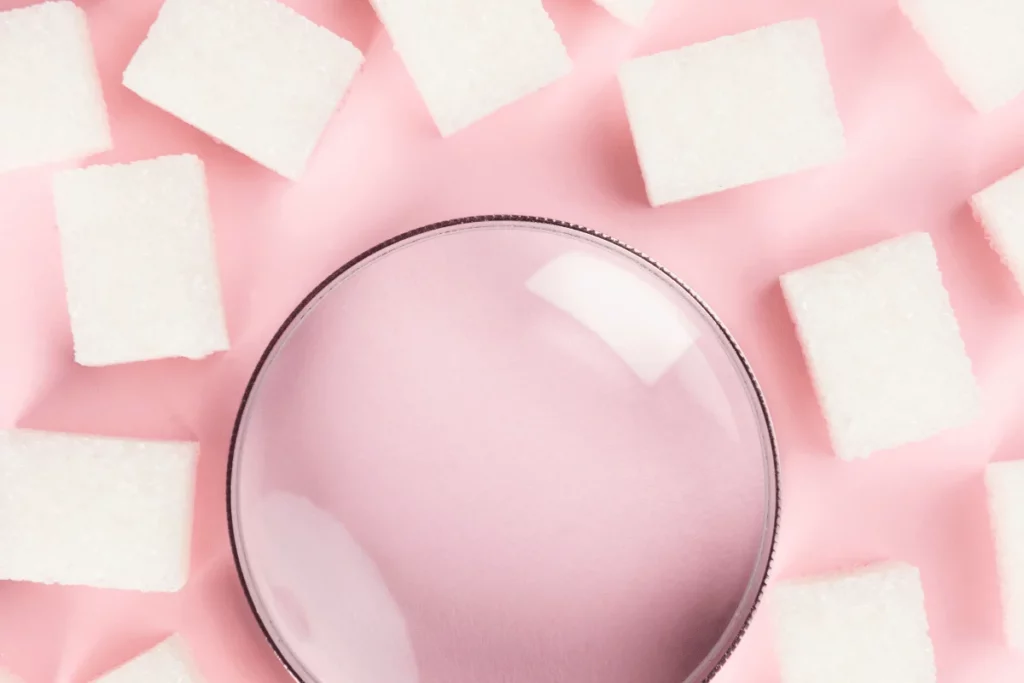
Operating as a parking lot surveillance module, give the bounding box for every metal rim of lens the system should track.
[225,214,781,683]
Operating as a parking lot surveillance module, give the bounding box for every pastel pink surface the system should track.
[0,1,1023,683]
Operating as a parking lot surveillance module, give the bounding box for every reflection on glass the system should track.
[526,252,697,385]
[255,492,418,683]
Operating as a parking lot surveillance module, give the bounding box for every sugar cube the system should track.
[593,0,658,27]
[123,0,363,179]
[526,251,695,385]
[972,165,1024,291]
[0,1,112,173]
[986,460,1024,650]
[773,563,937,683]
[781,233,979,460]
[91,635,204,683]
[0,430,197,592]
[618,19,845,205]
[370,0,572,136]
[899,0,1024,112]
[53,154,229,366]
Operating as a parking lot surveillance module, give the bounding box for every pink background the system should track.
[1,0,1023,681]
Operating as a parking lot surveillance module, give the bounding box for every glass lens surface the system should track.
[230,219,777,683]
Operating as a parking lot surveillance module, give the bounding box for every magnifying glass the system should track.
[227,216,779,683]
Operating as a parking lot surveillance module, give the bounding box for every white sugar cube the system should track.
[899,0,1024,112]
[371,0,572,136]
[92,635,204,683]
[618,19,845,206]
[972,165,1024,291]
[774,563,937,683]
[123,0,363,179]
[986,460,1024,650]
[53,154,229,366]
[526,251,696,385]
[0,430,198,592]
[0,1,112,173]
[781,233,979,460]
[593,0,658,26]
